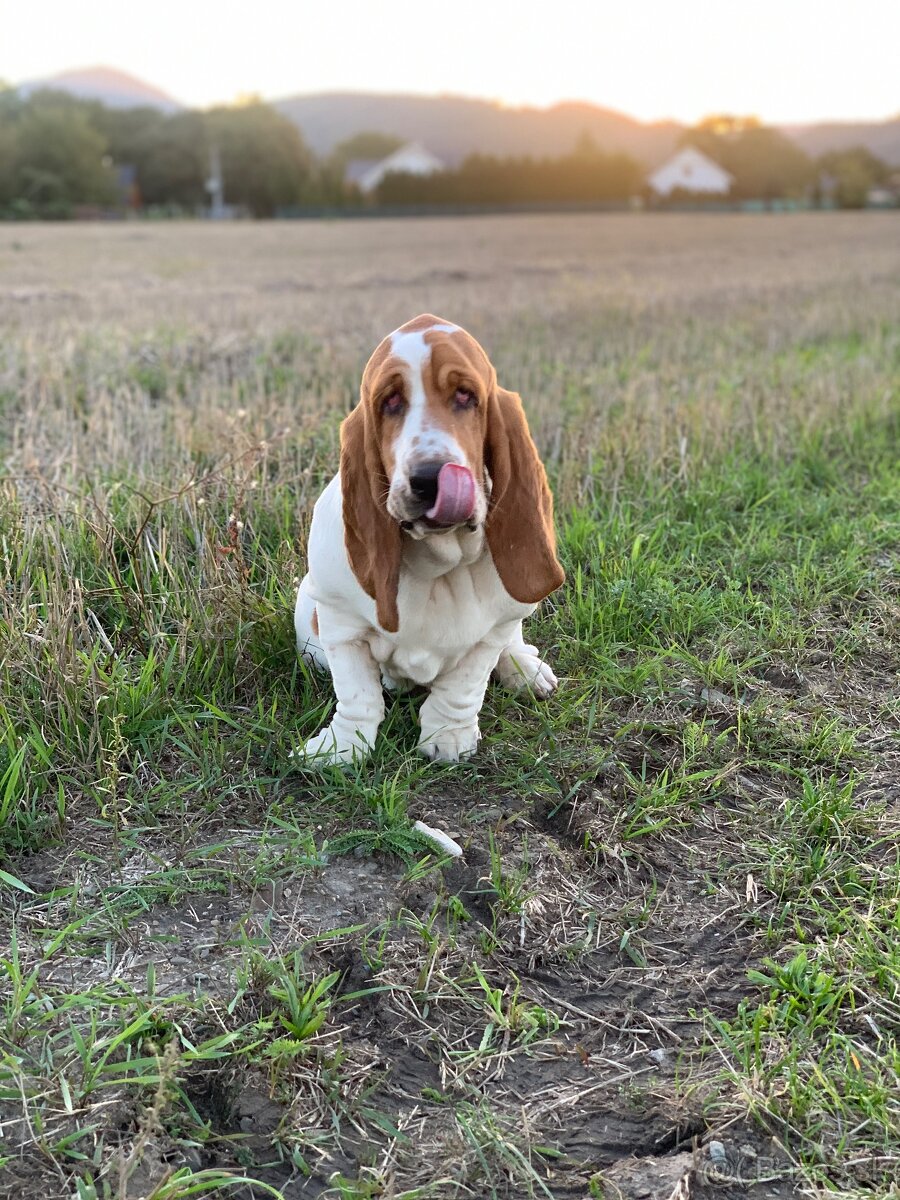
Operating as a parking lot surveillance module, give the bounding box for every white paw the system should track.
[496,646,558,699]
[418,721,481,762]
[292,725,371,767]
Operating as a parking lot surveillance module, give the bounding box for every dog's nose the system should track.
[409,461,446,505]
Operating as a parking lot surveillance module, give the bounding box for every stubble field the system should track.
[0,213,898,1199]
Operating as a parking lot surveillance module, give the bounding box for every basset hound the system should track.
[294,314,564,764]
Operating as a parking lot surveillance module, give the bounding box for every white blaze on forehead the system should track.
[389,324,464,468]
[389,328,434,382]
[388,322,459,371]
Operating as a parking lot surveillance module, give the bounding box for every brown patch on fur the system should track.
[340,401,402,632]
[310,606,319,638]
[420,326,491,477]
[398,312,450,333]
[484,387,565,603]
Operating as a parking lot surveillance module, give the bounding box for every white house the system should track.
[346,143,445,194]
[648,146,733,198]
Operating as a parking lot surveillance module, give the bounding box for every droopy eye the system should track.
[382,392,404,415]
[454,387,477,410]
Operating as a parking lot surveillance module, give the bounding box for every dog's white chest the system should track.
[367,550,527,686]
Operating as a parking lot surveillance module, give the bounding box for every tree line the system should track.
[0,89,320,217]
[678,115,891,207]
[0,89,892,218]
[376,137,643,206]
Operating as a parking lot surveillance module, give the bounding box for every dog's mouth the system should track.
[424,463,476,526]
[398,464,478,533]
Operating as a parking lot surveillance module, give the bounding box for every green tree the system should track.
[0,92,19,207]
[89,103,167,164]
[138,111,209,209]
[376,144,642,207]
[207,101,314,216]
[10,94,116,213]
[816,146,888,209]
[681,115,813,201]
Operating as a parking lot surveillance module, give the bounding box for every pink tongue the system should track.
[426,464,476,526]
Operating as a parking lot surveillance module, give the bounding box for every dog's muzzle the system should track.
[402,460,477,528]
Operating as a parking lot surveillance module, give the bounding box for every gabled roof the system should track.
[375,141,445,173]
[345,141,445,192]
[653,145,734,182]
[647,145,736,197]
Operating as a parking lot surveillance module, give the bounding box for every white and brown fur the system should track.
[294,314,564,763]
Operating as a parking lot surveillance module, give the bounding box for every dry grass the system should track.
[2,213,895,332]
[3,214,897,497]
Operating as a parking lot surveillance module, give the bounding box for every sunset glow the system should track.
[4,0,898,124]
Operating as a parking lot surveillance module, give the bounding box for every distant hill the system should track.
[783,118,900,166]
[273,92,683,167]
[12,68,900,166]
[17,66,182,113]
[274,92,900,168]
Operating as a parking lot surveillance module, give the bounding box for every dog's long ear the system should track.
[484,386,565,604]
[340,403,402,632]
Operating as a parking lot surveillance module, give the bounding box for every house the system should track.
[867,175,900,208]
[346,142,445,194]
[648,146,733,198]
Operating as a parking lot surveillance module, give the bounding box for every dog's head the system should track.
[340,314,564,632]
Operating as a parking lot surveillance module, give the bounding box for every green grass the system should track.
[1,217,899,1197]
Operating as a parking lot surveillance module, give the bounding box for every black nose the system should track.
[409,460,446,505]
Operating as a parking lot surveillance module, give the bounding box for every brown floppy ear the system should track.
[485,386,565,603]
[340,403,402,632]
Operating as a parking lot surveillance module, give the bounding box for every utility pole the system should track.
[206,144,226,219]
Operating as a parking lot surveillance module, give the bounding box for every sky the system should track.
[2,0,898,125]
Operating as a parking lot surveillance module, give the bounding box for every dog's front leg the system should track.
[418,640,503,762]
[300,638,384,765]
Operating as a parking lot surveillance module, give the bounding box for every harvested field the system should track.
[1,213,899,1199]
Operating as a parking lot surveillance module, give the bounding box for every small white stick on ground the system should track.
[413,820,463,858]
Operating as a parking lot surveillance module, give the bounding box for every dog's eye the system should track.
[454,388,477,410]
[382,392,404,415]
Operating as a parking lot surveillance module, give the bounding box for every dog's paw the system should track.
[495,645,559,699]
[418,720,481,762]
[292,725,371,767]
